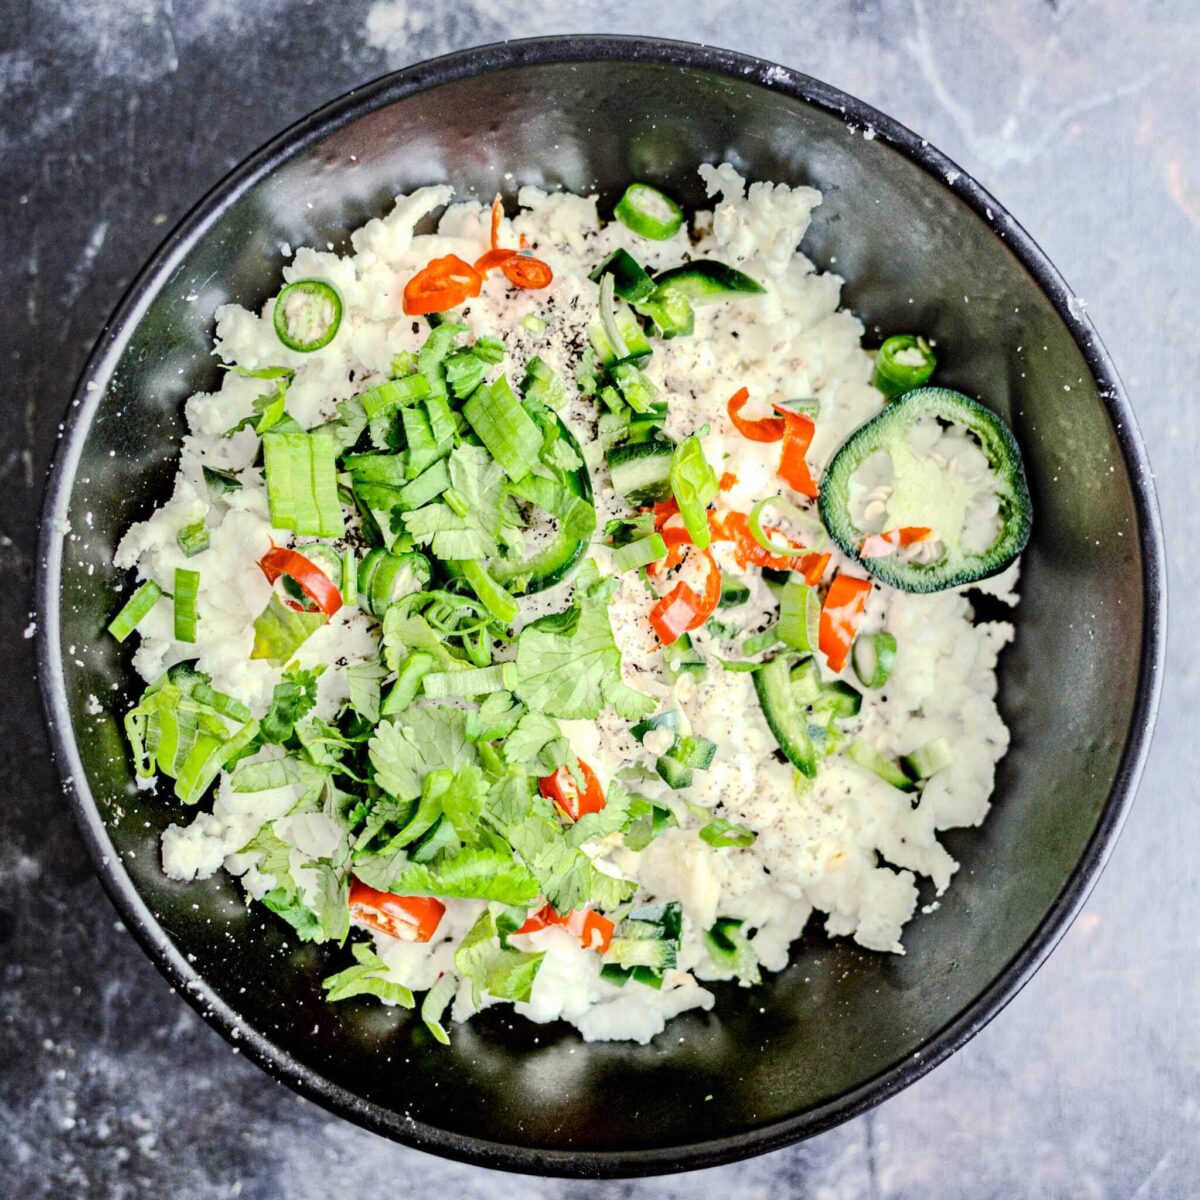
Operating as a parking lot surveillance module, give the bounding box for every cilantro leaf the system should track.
[316,394,368,454]
[509,560,654,720]
[323,941,416,1006]
[260,667,322,744]
[384,846,540,905]
[230,754,330,813]
[402,444,506,561]
[295,716,355,768]
[381,608,457,672]
[240,826,328,942]
[368,706,476,800]
[421,973,457,1044]
[440,764,488,844]
[455,909,544,1008]
[482,771,636,913]
[345,658,387,723]
[501,711,572,775]
[564,778,636,847]
[465,690,524,742]
[250,595,327,664]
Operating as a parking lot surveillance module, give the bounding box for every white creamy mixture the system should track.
[115,165,1018,1043]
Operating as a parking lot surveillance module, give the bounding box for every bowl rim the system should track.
[35,33,1166,1178]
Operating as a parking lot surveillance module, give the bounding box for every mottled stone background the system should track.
[3,1,1196,1196]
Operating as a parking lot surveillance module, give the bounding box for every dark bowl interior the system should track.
[38,38,1163,1176]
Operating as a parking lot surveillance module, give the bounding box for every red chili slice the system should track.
[402,254,483,316]
[728,387,785,442]
[258,546,342,617]
[773,404,818,498]
[539,760,606,822]
[501,255,554,290]
[819,572,872,673]
[348,879,445,943]
[517,903,615,953]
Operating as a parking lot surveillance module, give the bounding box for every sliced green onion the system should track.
[173,568,200,643]
[382,651,435,716]
[176,520,210,557]
[741,626,780,657]
[669,435,718,550]
[520,356,566,410]
[400,402,441,479]
[847,738,915,792]
[614,182,684,240]
[457,559,520,626]
[778,582,820,653]
[719,581,751,608]
[340,549,357,606]
[611,533,667,573]
[589,248,656,302]
[902,737,954,781]
[190,681,252,722]
[263,430,345,538]
[852,632,897,689]
[359,374,430,419]
[273,280,343,352]
[698,818,757,848]
[748,495,826,557]
[462,377,542,482]
[520,313,546,335]
[471,335,505,364]
[107,580,163,643]
[422,665,506,700]
[395,459,451,511]
[444,349,488,400]
[443,488,470,519]
[872,335,937,399]
[598,271,629,362]
[175,717,259,805]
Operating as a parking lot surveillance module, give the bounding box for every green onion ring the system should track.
[851,631,897,689]
[598,272,629,361]
[748,495,827,557]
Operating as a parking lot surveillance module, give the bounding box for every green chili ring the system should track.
[872,334,937,399]
[274,279,343,352]
[819,387,1032,594]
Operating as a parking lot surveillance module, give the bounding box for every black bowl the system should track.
[37,36,1165,1177]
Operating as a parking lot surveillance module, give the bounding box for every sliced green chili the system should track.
[273,279,343,352]
[614,183,684,240]
[872,335,937,398]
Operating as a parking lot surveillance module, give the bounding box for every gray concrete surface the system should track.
[3,1,1196,1196]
